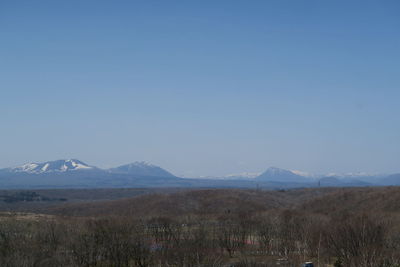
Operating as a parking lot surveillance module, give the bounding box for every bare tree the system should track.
[325,214,387,267]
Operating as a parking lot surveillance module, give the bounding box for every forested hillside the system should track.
[1,187,400,266]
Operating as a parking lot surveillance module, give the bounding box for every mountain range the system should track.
[0,159,399,189]
[3,159,96,174]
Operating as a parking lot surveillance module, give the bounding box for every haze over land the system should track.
[1,159,399,189]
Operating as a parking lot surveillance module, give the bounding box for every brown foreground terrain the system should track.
[0,186,400,266]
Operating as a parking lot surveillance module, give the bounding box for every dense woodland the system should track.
[1,187,400,266]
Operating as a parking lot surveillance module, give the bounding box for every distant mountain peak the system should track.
[255,167,311,183]
[263,167,315,178]
[325,172,380,178]
[9,159,94,174]
[109,162,175,177]
[263,167,295,176]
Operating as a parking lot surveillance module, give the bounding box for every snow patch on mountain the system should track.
[224,172,261,179]
[8,159,94,174]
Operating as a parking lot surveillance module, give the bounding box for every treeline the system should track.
[0,210,400,266]
[0,191,67,203]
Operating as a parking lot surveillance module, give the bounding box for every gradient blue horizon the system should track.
[1,1,399,176]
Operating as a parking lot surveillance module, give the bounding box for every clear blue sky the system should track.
[1,0,399,176]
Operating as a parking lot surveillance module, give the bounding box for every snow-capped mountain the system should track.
[1,159,175,178]
[183,172,261,180]
[223,172,261,179]
[109,161,176,178]
[5,159,95,174]
[0,159,399,189]
[0,159,180,189]
[290,170,316,178]
[325,172,381,178]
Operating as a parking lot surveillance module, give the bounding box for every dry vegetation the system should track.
[1,187,400,266]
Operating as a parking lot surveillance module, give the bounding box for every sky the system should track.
[1,0,400,177]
